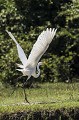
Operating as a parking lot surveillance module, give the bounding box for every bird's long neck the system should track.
[36,62,41,77]
[32,62,42,78]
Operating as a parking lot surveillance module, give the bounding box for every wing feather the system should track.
[6,30,27,66]
[28,28,57,65]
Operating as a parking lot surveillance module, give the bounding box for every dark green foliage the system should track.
[1,108,79,120]
[0,0,79,84]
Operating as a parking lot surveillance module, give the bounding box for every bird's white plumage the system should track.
[28,28,57,65]
[6,28,57,80]
[6,30,27,66]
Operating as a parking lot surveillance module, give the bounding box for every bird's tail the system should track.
[16,63,24,68]
[16,69,23,72]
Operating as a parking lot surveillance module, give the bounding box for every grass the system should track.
[0,82,79,114]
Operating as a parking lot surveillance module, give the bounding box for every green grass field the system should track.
[0,82,79,114]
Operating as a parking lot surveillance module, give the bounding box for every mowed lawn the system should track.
[0,82,79,114]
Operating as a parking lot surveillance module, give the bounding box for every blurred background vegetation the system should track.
[0,0,79,86]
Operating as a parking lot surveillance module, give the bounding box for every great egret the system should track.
[6,28,57,80]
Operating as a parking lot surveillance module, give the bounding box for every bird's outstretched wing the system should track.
[28,28,57,65]
[6,30,27,66]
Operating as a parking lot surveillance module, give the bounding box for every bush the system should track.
[0,0,79,85]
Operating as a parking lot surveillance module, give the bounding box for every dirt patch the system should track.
[0,108,79,120]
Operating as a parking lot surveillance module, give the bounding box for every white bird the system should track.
[6,28,57,80]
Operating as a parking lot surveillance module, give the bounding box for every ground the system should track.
[0,82,79,113]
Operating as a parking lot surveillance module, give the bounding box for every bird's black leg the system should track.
[23,86,30,103]
[22,80,30,104]
[9,75,23,97]
[8,86,17,97]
